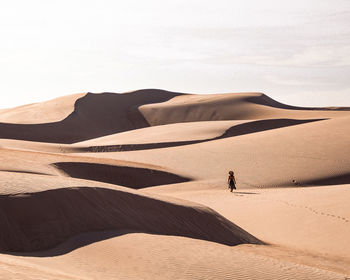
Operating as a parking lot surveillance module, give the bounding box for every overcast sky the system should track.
[0,0,349,108]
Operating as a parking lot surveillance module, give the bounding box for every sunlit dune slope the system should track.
[0,139,69,153]
[76,120,239,146]
[73,118,321,153]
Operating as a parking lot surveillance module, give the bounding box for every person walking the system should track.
[227,170,236,192]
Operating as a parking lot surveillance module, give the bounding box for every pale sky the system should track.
[0,0,349,109]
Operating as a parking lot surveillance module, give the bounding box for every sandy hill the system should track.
[0,89,349,279]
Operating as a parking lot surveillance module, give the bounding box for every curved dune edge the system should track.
[0,187,261,252]
[73,119,323,153]
[74,120,237,146]
[52,162,191,189]
[0,119,319,153]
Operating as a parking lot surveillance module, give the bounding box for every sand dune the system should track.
[0,90,349,279]
[0,185,260,252]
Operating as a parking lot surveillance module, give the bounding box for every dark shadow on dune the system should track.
[0,170,53,176]
[83,140,201,152]
[0,187,262,254]
[233,192,260,195]
[247,94,350,111]
[219,118,323,138]
[0,90,182,144]
[304,173,350,186]
[53,162,190,189]
[78,118,324,152]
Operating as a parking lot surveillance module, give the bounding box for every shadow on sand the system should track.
[233,192,260,195]
[53,162,191,189]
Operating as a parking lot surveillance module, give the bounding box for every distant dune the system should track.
[0,89,348,143]
[0,89,349,279]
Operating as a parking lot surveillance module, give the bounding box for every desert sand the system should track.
[0,89,349,279]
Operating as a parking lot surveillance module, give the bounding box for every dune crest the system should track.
[139,91,350,126]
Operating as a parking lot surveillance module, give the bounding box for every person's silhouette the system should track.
[227,171,236,192]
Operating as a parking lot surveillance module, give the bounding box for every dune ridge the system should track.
[139,92,350,126]
[74,118,323,152]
